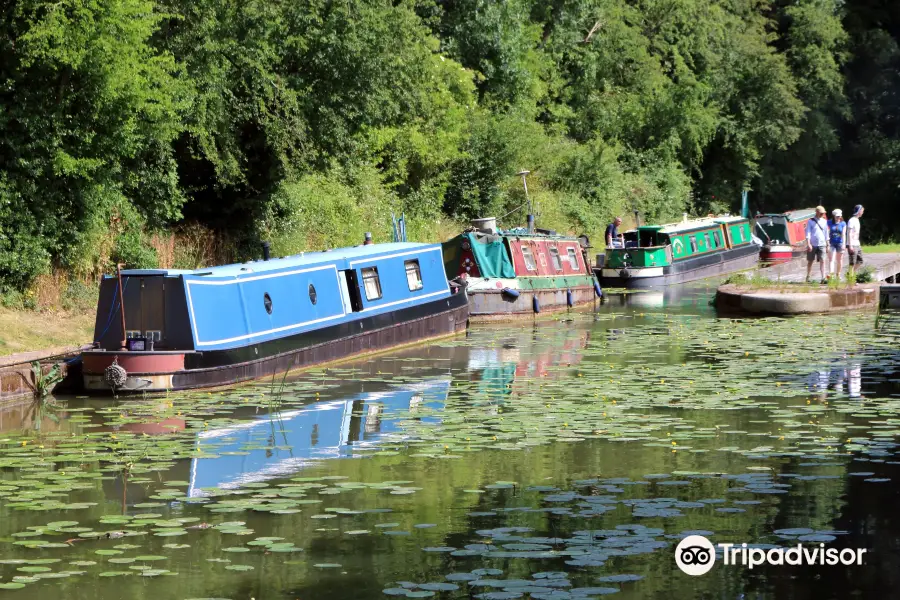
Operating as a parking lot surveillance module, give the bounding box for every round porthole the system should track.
[264,292,273,314]
[309,283,317,305]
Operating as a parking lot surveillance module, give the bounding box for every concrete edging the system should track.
[716,283,879,315]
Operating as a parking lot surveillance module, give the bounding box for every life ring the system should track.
[620,269,631,279]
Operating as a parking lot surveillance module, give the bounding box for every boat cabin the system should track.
[91,243,453,353]
[605,217,753,269]
[443,230,589,280]
[754,208,815,247]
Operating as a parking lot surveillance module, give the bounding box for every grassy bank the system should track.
[866,243,900,253]
[0,307,94,357]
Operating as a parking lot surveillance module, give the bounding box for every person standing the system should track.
[605,217,624,248]
[847,205,864,275]
[827,209,846,279]
[805,206,828,283]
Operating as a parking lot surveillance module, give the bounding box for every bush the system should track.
[856,266,875,283]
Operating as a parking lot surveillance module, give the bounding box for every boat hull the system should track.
[82,291,469,393]
[760,244,805,265]
[596,244,760,288]
[464,277,598,321]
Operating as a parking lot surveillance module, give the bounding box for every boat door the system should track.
[139,276,166,346]
[341,270,364,312]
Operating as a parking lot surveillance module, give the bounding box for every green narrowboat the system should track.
[596,216,760,288]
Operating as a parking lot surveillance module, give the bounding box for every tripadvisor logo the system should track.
[675,535,868,576]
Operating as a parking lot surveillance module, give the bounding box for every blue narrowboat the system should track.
[81,242,469,393]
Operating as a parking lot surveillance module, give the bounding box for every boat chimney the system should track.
[363,232,373,245]
[517,170,532,232]
[683,213,688,223]
[262,241,271,261]
[470,217,498,234]
[633,210,641,228]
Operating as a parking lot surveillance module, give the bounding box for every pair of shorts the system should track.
[807,246,825,263]
[848,246,864,265]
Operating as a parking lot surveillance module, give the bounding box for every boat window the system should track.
[689,236,698,253]
[361,267,382,300]
[126,330,142,339]
[145,330,161,342]
[521,246,537,271]
[264,292,273,314]
[309,283,317,305]
[566,248,579,270]
[704,232,711,250]
[549,247,563,271]
[713,230,721,247]
[404,259,423,291]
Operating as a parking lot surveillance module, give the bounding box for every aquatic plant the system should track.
[30,360,62,398]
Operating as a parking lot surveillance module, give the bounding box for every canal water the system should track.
[1,282,899,599]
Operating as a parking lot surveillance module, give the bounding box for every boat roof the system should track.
[480,227,581,241]
[755,208,816,221]
[657,215,746,234]
[116,242,438,277]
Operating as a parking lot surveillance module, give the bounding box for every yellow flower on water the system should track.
[671,441,677,446]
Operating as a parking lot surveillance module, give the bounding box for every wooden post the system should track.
[116,263,127,350]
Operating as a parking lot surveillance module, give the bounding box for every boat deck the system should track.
[761,253,900,283]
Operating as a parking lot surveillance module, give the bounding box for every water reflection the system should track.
[600,280,719,313]
[188,379,451,495]
[189,325,591,494]
[807,361,865,399]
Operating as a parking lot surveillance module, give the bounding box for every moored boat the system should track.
[753,208,816,264]
[81,242,469,393]
[441,218,600,320]
[596,215,759,288]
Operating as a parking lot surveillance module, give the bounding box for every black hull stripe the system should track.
[596,246,760,288]
[185,292,468,369]
[88,292,469,393]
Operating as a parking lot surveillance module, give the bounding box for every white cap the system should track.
[832,208,842,217]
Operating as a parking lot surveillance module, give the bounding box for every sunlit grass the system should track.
[0,306,93,357]
[866,243,900,253]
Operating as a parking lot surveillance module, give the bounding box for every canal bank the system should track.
[715,282,879,315]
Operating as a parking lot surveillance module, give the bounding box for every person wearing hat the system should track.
[805,205,829,283]
[827,208,846,279]
[847,205,864,275]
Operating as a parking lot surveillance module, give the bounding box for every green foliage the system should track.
[855,267,875,284]
[0,0,896,295]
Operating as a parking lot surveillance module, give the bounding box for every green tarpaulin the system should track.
[465,232,516,278]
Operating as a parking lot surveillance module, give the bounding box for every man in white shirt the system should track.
[805,205,828,283]
[847,205,864,275]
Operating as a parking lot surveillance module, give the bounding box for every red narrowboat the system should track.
[442,218,600,320]
[753,208,816,265]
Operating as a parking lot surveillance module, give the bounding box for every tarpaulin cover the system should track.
[465,232,516,278]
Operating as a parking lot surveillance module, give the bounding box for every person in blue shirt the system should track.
[605,217,623,248]
[827,208,846,279]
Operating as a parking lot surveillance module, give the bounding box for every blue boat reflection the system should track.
[187,379,450,495]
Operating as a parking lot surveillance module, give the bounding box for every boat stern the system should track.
[82,351,186,393]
